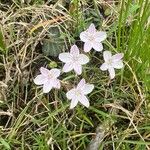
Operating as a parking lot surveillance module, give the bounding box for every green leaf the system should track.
[42,26,65,57]
[0,138,11,149]
[82,114,94,127]
[128,4,140,15]
[0,28,7,53]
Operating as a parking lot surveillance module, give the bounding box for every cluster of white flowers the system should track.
[34,23,124,109]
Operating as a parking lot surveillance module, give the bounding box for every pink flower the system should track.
[80,23,107,52]
[34,67,61,93]
[66,79,94,109]
[59,44,89,75]
[100,51,124,79]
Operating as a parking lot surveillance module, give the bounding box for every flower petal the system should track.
[95,31,107,42]
[70,45,79,56]
[112,61,124,69]
[80,31,88,42]
[103,51,112,61]
[79,95,90,108]
[78,54,89,65]
[43,81,52,93]
[73,64,82,75]
[59,53,72,63]
[88,23,96,33]
[52,79,61,89]
[112,53,124,62]
[70,98,78,109]
[100,63,108,71]
[84,42,92,52]
[66,89,76,99]
[77,79,85,89]
[92,42,103,51]
[49,68,61,78]
[63,63,73,72]
[108,67,115,79]
[82,84,94,95]
[34,75,47,85]
[40,67,49,76]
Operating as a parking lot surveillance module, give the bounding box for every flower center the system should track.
[72,56,79,62]
[48,73,54,79]
[88,35,95,41]
[75,89,82,97]
[87,32,95,41]
[107,59,113,65]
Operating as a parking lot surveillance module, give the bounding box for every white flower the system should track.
[66,79,94,109]
[59,44,89,75]
[80,23,107,52]
[100,51,124,79]
[34,67,61,93]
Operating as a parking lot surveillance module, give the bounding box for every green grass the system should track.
[0,0,150,149]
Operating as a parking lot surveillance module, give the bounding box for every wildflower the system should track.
[34,67,61,93]
[80,23,107,52]
[100,51,124,79]
[59,44,89,75]
[66,79,94,109]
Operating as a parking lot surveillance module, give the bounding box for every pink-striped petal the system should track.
[92,42,103,51]
[88,23,96,33]
[63,63,73,73]
[59,53,72,63]
[40,67,49,76]
[82,84,94,95]
[80,31,89,42]
[77,79,85,89]
[103,51,112,62]
[52,79,61,89]
[78,54,89,65]
[43,82,52,93]
[95,31,107,42]
[66,89,76,99]
[100,63,108,71]
[73,64,82,75]
[34,75,47,85]
[70,98,78,109]
[112,61,124,69]
[112,53,124,62]
[108,68,115,79]
[70,45,79,56]
[79,95,90,108]
[49,69,61,78]
[84,42,92,52]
